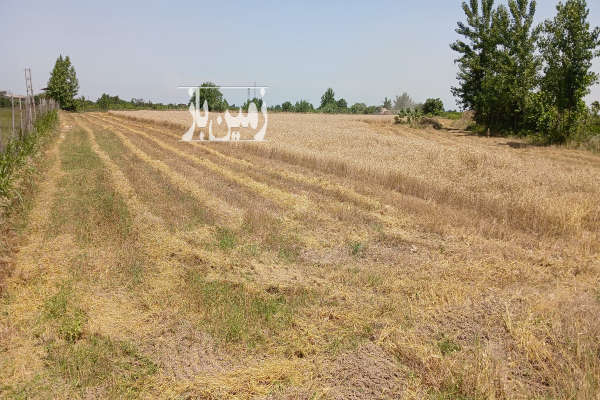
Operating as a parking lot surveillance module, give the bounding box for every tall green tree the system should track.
[393,93,415,111]
[382,97,392,109]
[451,0,505,128]
[46,55,79,110]
[497,0,541,131]
[281,101,293,112]
[188,82,228,112]
[320,88,336,109]
[538,0,600,140]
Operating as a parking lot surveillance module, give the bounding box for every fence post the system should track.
[11,93,15,139]
[19,97,23,138]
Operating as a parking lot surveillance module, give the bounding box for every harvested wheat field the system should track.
[1,110,600,399]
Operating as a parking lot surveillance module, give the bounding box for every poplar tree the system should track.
[539,0,600,140]
[499,0,541,131]
[450,0,500,127]
[47,55,79,110]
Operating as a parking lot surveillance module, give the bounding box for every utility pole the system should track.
[25,68,36,125]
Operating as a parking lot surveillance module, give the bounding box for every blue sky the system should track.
[1,0,599,109]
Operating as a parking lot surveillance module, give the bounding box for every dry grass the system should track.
[1,110,599,399]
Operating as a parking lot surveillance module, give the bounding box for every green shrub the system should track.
[0,110,58,201]
[423,98,444,115]
[350,103,367,114]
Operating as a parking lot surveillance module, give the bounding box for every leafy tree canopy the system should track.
[46,55,79,111]
[188,82,228,112]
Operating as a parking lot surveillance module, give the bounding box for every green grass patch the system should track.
[0,375,50,400]
[185,271,309,346]
[215,226,237,250]
[266,231,300,263]
[45,333,156,398]
[349,241,366,257]
[440,111,463,120]
[48,128,132,244]
[438,337,461,356]
[42,283,87,343]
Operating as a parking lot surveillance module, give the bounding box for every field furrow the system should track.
[108,112,600,251]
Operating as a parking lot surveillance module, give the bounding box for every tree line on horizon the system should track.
[43,58,449,117]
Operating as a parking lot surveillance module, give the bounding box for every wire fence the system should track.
[0,93,58,154]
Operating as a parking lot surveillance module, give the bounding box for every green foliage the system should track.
[423,98,444,115]
[538,0,600,141]
[336,98,348,110]
[395,108,423,124]
[281,101,293,112]
[242,97,263,112]
[46,334,156,396]
[294,100,314,113]
[450,0,497,120]
[393,92,415,110]
[185,272,308,345]
[215,227,236,250]
[440,111,463,120]
[349,241,366,257]
[350,102,368,114]
[46,55,79,111]
[438,337,461,355]
[320,103,338,114]
[382,97,392,109]
[592,101,600,116]
[451,0,600,144]
[0,110,58,201]
[365,105,379,114]
[188,82,228,112]
[83,93,184,112]
[43,284,87,343]
[320,87,336,109]
[97,93,111,111]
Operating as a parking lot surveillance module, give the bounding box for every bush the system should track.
[350,103,367,114]
[281,101,293,112]
[422,98,444,115]
[395,109,442,129]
